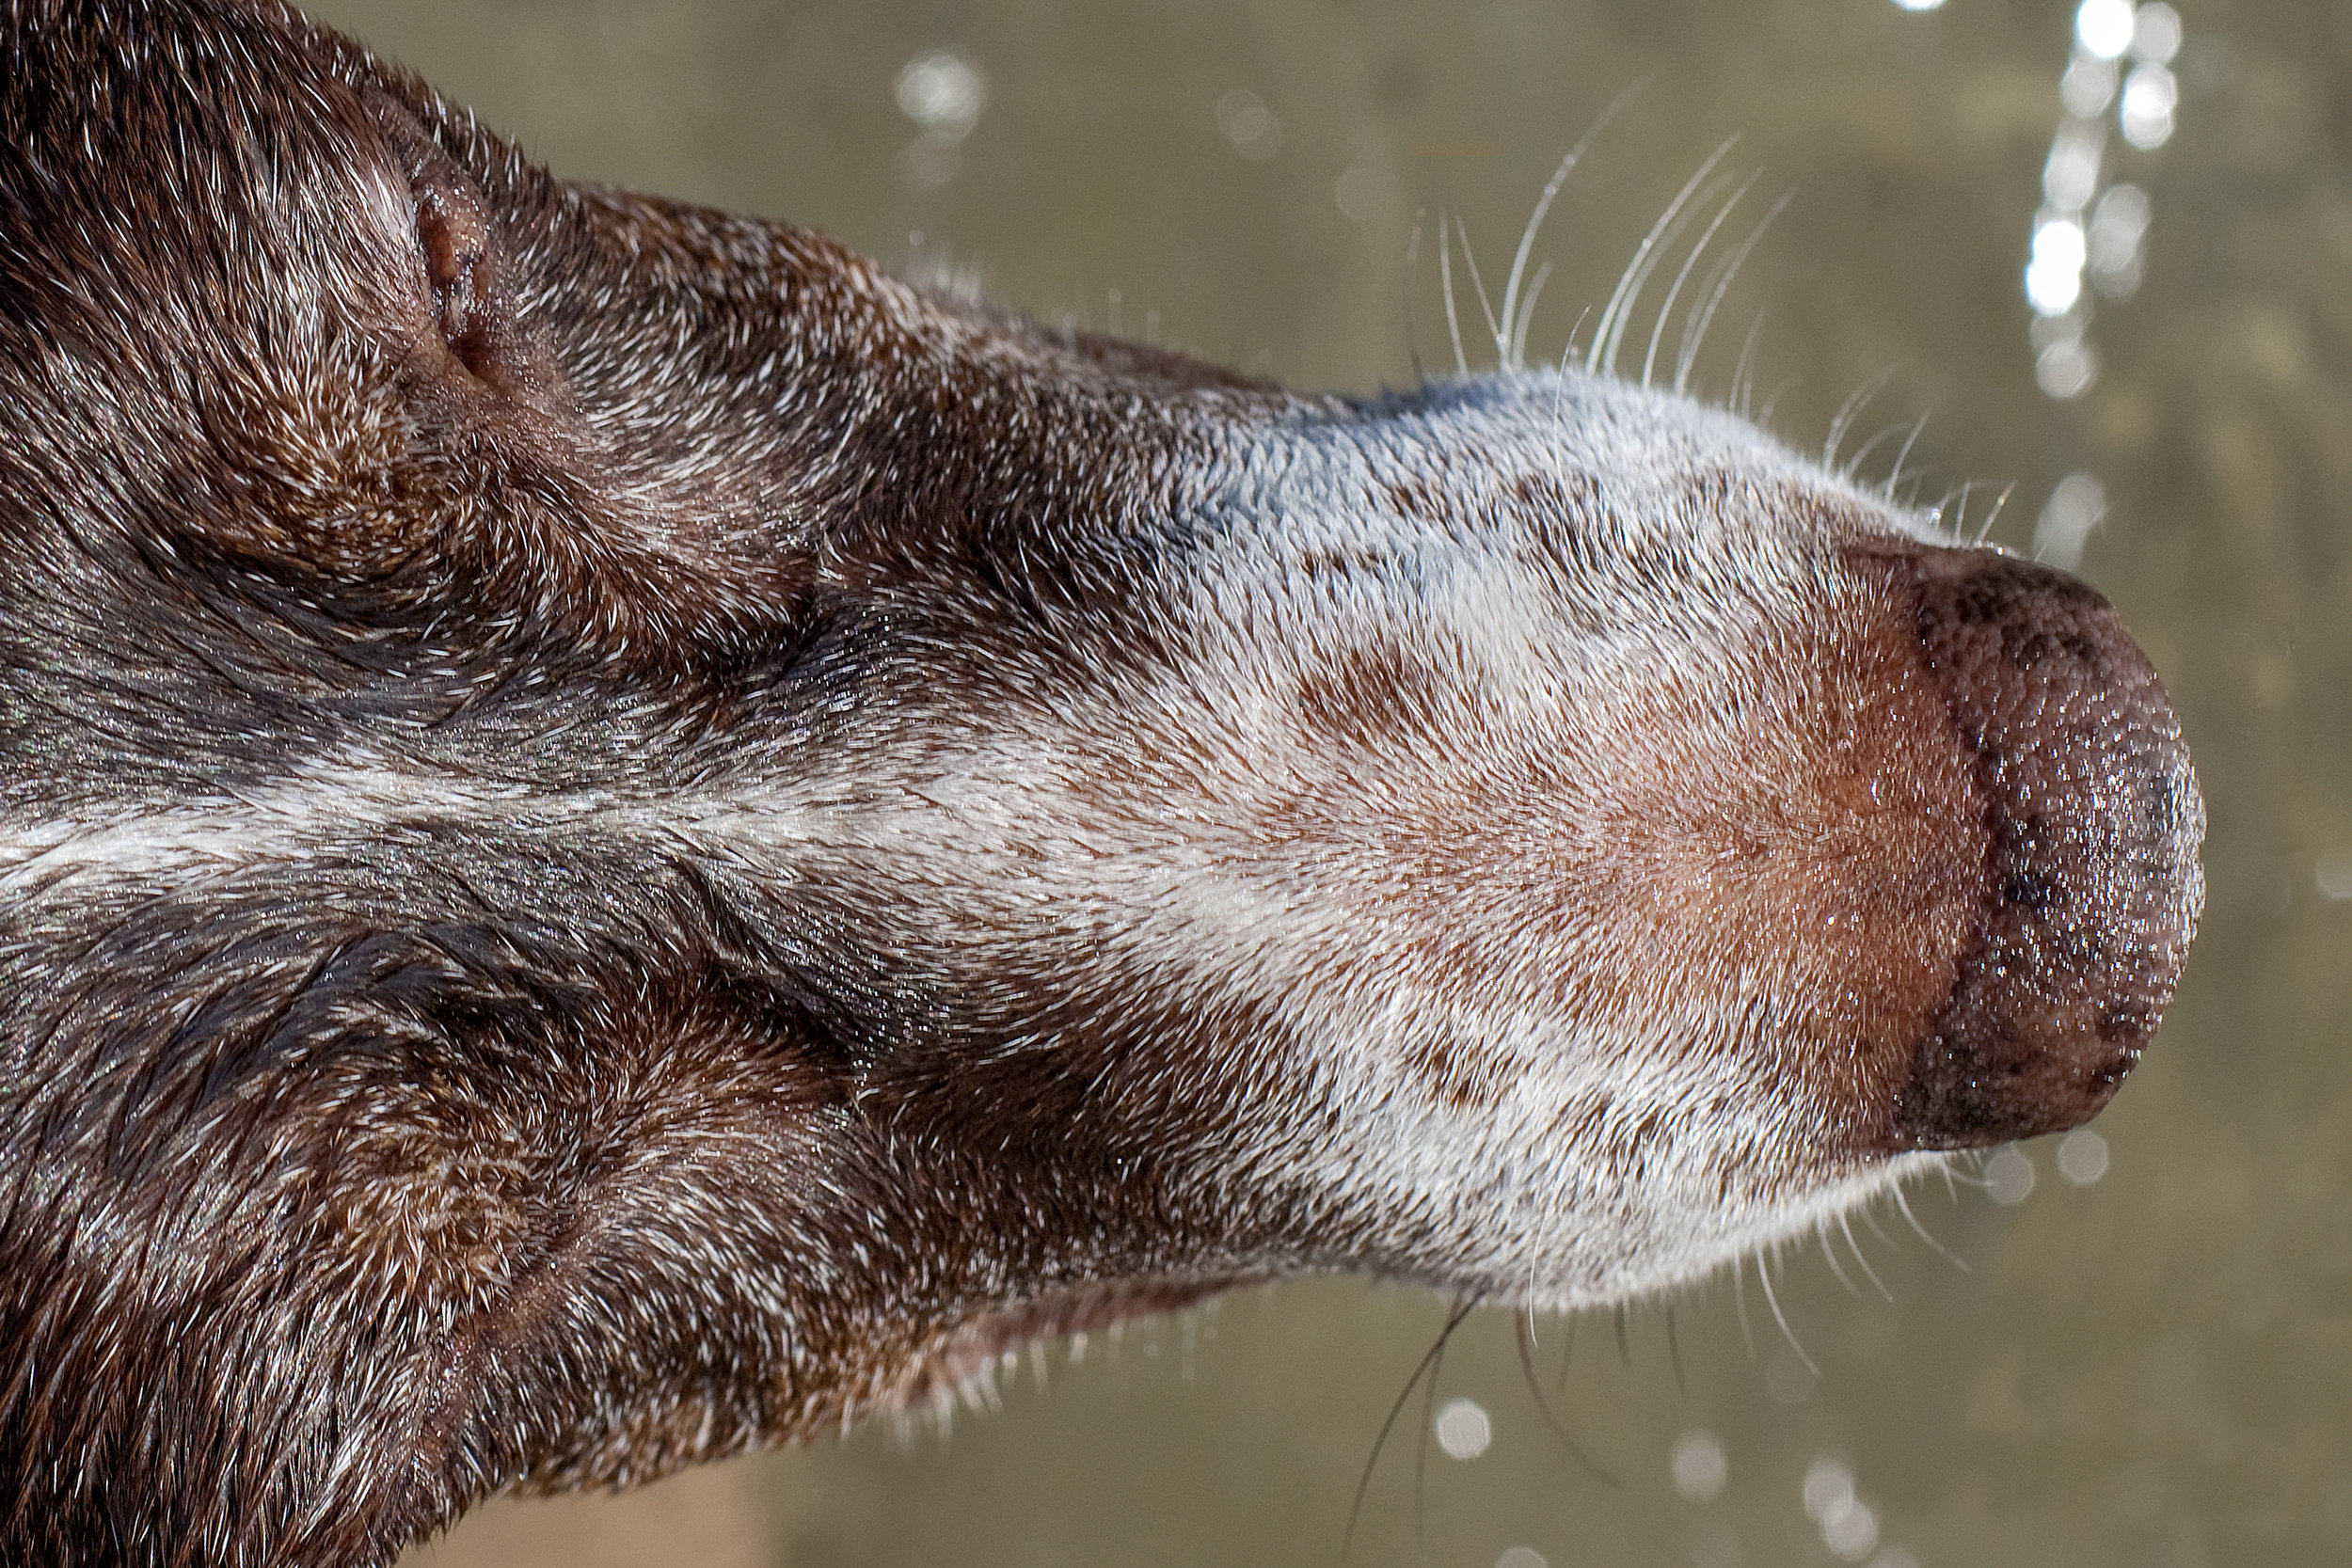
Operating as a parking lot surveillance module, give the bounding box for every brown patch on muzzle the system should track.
[1870,546,2204,1149]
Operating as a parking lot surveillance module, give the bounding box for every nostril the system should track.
[1887,548,2204,1149]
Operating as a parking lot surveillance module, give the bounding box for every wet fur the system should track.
[0,2,2202,1563]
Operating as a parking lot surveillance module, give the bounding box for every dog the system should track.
[0,1,2204,1562]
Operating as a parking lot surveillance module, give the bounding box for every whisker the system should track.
[1548,308,1596,483]
[1415,1296,1475,1555]
[1677,191,1790,396]
[1590,134,1740,378]
[1822,364,1901,470]
[1945,1156,1996,1192]
[1730,1254,1756,1358]
[1643,168,1758,390]
[1664,1307,1687,1403]
[1343,1295,1478,1560]
[1604,189,1717,383]
[1892,1180,1970,1273]
[1438,214,1469,379]
[1454,215,1503,369]
[1730,309,1769,418]
[1815,1216,1861,1298]
[1927,483,1963,542]
[1507,261,1552,373]
[1757,1251,1819,1377]
[1559,305,1597,371]
[1499,78,1646,372]
[1403,219,1428,388]
[1514,1310,1619,1484]
[1840,1212,1894,1303]
[1842,419,1914,484]
[1613,1304,1632,1369]
[1939,480,2000,547]
[1975,481,2018,546]
[1884,411,1931,501]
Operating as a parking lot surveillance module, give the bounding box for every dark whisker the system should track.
[1343,1294,1479,1560]
[1555,1310,1580,1393]
[1513,1310,1618,1484]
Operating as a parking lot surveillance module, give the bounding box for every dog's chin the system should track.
[886,1277,1251,1415]
[885,1148,1947,1405]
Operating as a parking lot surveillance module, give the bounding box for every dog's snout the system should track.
[1887,549,2204,1149]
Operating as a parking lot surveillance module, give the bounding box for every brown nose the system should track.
[1886,549,2204,1149]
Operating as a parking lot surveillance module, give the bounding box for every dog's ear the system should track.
[365,90,548,403]
[0,1,821,662]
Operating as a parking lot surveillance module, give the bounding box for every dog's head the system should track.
[0,1,2201,1560]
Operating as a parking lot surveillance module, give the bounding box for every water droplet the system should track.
[2074,0,2136,60]
[2032,471,2107,568]
[2119,63,2177,150]
[1983,1146,2037,1206]
[2057,1128,2111,1186]
[895,52,987,138]
[2315,850,2352,902]
[1822,1497,1881,1560]
[2132,3,2184,66]
[1434,1396,1491,1459]
[1671,1429,1728,1502]
[1216,88,1283,160]
[1803,1457,1855,1522]
[1334,166,1388,222]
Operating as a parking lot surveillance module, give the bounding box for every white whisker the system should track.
[1730,309,1768,418]
[1816,1216,1861,1298]
[1454,214,1503,368]
[1757,1250,1818,1376]
[1839,1212,1893,1302]
[1843,419,1913,483]
[1677,191,1790,396]
[1402,220,1428,387]
[1438,214,1469,378]
[1498,82,1645,372]
[1884,411,1931,501]
[1822,364,1901,471]
[1938,481,1999,546]
[1548,307,1595,483]
[1643,168,1758,390]
[1892,1182,1970,1273]
[1590,134,1740,378]
[1729,1253,1756,1358]
[1508,261,1552,372]
[1975,481,2018,545]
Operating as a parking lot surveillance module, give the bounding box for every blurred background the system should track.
[294,0,2352,1562]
